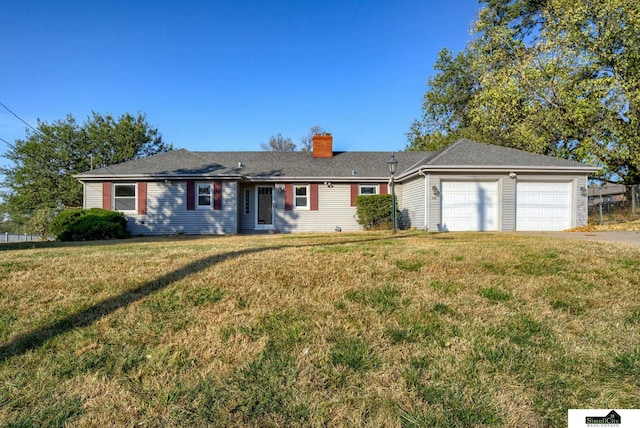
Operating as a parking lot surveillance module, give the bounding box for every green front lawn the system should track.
[1,231,638,427]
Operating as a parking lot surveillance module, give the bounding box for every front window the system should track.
[295,185,309,209]
[114,184,136,211]
[197,183,212,207]
[359,185,378,195]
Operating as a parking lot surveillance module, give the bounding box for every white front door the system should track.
[256,185,275,230]
[441,181,498,231]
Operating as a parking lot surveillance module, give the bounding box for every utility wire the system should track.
[0,101,41,135]
[0,135,12,146]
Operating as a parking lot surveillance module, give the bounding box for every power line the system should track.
[0,101,41,135]
[0,135,12,146]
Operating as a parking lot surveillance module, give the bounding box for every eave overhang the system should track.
[398,165,601,180]
[74,174,389,183]
[74,173,244,181]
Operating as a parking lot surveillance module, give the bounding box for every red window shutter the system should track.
[137,182,147,215]
[213,181,222,210]
[285,183,293,211]
[380,183,388,195]
[310,183,319,211]
[186,180,195,210]
[102,182,111,210]
[350,183,358,207]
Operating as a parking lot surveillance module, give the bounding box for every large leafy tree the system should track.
[408,0,640,184]
[1,112,172,226]
[407,48,484,152]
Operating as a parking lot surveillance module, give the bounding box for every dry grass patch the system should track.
[1,231,639,426]
[571,218,640,231]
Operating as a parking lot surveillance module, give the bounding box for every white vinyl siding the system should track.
[103,181,238,235]
[276,184,361,232]
[501,177,516,231]
[429,178,441,231]
[399,177,425,230]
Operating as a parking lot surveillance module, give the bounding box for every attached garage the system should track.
[402,140,597,232]
[516,181,571,231]
[441,181,498,231]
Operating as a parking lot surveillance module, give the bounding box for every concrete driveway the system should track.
[526,231,640,247]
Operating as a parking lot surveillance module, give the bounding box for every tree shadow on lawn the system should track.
[0,234,407,363]
[0,234,221,252]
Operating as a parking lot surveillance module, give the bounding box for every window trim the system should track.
[196,182,213,208]
[293,184,310,210]
[113,183,137,213]
[358,184,379,196]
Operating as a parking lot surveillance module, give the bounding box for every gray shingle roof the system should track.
[75,139,597,182]
[422,139,595,169]
[75,149,429,181]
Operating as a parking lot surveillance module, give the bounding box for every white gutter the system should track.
[424,165,601,172]
[241,176,386,183]
[74,173,244,181]
[76,174,389,184]
[398,165,600,181]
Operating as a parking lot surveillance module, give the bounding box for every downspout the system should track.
[418,170,428,231]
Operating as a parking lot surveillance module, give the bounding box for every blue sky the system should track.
[1,0,481,157]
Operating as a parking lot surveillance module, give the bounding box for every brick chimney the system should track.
[312,133,333,158]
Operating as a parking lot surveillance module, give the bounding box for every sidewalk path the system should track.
[525,231,640,247]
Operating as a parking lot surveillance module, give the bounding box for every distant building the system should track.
[588,183,628,208]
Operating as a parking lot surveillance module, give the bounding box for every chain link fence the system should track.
[1,233,41,243]
[588,184,640,224]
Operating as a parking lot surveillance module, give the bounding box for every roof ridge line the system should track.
[402,152,437,173]
[424,139,465,165]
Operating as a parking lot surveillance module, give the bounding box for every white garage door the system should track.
[516,182,571,231]
[441,181,498,231]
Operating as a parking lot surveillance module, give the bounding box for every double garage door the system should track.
[441,180,571,231]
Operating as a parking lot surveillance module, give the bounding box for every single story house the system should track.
[588,183,628,207]
[75,136,598,234]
